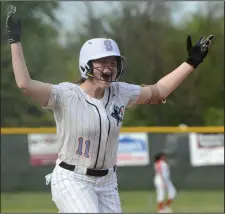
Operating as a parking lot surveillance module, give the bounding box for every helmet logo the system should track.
[104,40,113,51]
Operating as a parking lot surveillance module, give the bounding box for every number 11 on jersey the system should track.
[76,137,90,158]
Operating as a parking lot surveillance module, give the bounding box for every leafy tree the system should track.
[1,1,69,127]
[1,1,223,127]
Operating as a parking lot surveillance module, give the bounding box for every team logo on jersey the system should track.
[111,105,124,126]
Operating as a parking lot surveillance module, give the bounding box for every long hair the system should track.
[74,78,86,85]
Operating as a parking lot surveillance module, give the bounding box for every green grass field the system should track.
[1,190,224,213]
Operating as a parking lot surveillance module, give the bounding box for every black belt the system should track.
[59,161,116,177]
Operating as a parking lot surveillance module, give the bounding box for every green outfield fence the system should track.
[1,127,224,192]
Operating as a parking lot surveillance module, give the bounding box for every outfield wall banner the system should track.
[28,132,149,167]
[117,132,149,166]
[189,133,224,167]
[27,134,59,166]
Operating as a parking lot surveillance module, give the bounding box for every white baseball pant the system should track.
[50,165,122,213]
[154,175,177,202]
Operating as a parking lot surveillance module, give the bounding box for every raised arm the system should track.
[136,35,214,104]
[6,6,51,106]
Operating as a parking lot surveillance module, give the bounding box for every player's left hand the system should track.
[186,35,214,68]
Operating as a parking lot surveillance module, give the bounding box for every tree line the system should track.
[1,1,224,127]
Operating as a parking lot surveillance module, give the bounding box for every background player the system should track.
[6,5,214,213]
[154,152,176,213]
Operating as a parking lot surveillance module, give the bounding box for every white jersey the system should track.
[154,160,170,180]
[44,81,140,169]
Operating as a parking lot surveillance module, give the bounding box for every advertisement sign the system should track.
[189,133,224,167]
[117,132,149,166]
[27,134,59,166]
[27,132,150,167]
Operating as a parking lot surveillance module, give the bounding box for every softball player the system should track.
[154,152,176,213]
[6,6,214,213]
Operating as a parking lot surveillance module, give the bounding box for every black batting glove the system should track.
[186,35,214,68]
[6,6,21,44]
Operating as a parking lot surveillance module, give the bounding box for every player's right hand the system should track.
[6,5,21,44]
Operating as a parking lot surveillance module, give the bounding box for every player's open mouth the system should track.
[101,73,112,81]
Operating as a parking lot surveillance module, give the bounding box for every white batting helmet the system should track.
[79,38,125,81]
